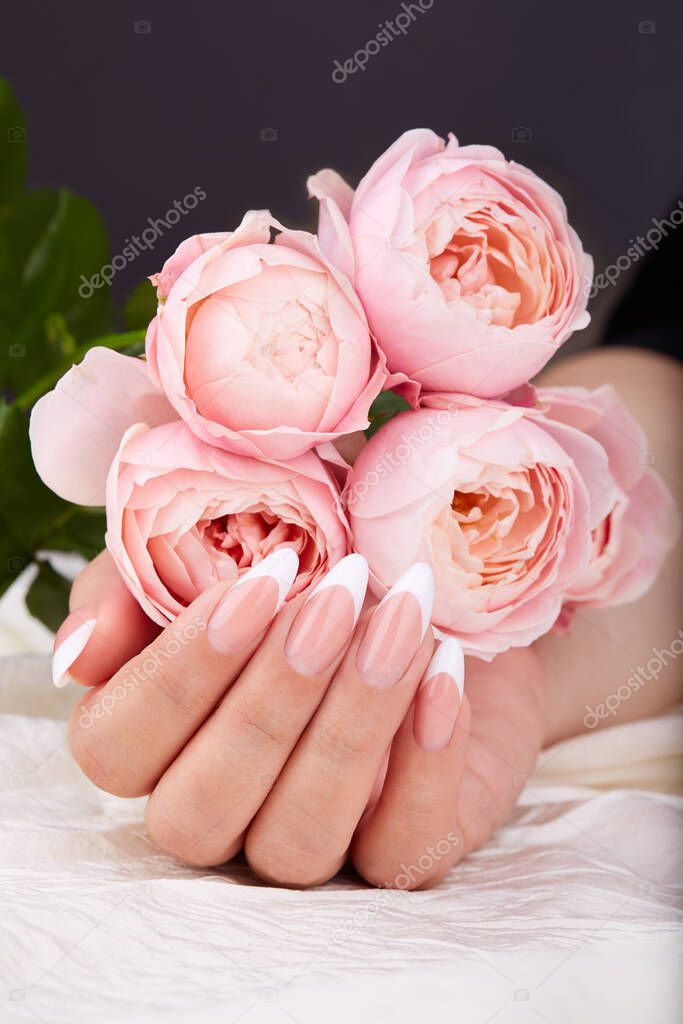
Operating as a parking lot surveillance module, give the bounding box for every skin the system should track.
[61,348,683,889]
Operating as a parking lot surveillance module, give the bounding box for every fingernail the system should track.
[414,638,465,753]
[356,563,434,689]
[208,548,299,654]
[284,554,368,676]
[52,610,97,688]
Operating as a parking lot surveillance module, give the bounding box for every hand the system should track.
[58,550,548,889]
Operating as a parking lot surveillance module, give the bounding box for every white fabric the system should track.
[0,580,681,1022]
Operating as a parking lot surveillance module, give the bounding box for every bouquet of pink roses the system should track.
[30,129,678,659]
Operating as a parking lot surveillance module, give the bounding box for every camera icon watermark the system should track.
[638,20,655,34]
[260,128,278,142]
[8,343,25,357]
[8,126,26,142]
[387,234,412,249]
[8,556,27,573]
[134,20,151,34]
[512,126,531,142]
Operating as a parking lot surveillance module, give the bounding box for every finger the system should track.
[351,638,470,890]
[284,554,368,676]
[68,549,298,798]
[52,550,160,688]
[145,554,370,866]
[245,565,436,887]
[144,554,370,866]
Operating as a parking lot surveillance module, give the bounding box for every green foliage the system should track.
[366,390,411,437]
[25,560,72,633]
[123,277,157,332]
[0,76,151,629]
[0,79,26,209]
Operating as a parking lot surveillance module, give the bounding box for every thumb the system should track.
[52,550,160,688]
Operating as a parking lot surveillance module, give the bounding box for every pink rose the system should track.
[29,347,176,506]
[145,210,388,461]
[538,385,680,617]
[309,130,592,398]
[106,422,350,625]
[346,392,616,658]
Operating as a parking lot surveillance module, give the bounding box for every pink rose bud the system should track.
[145,210,389,462]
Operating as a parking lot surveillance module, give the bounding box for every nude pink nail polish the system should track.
[208,548,299,654]
[356,563,434,688]
[285,554,368,676]
[414,638,465,752]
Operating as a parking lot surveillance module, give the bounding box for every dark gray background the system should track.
[3,0,682,345]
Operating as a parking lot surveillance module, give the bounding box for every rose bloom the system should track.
[106,422,350,625]
[537,385,679,620]
[30,348,349,625]
[345,385,675,658]
[309,129,592,398]
[145,210,388,461]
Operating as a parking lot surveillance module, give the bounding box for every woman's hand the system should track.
[58,549,548,889]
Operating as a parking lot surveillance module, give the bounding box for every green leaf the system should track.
[25,560,71,632]
[123,278,157,331]
[0,78,26,209]
[44,508,106,561]
[0,187,114,392]
[0,398,106,600]
[0,400,67,552]
[366,390,411,437]
[15,329,145,410]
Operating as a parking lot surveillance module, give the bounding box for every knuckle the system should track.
[69,712,148,798]
[245,826,340,888]
[151,664,207,721]
[145,800,196,861]
[145,786,242,868]
[351,847,435,891]
[323,717,374,763]
[234,693,290,751]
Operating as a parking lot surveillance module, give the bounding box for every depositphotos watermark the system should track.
[330,830,460,945]
[331,0,435,83]
[78,186,207,297]
[345,407,454,509]
[588,199,683,298]
[583,629,683,728]
[78,616,206,728]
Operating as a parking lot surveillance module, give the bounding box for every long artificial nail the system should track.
[356,562,434,689]
[284,553,368,676]
[52,613,97,688]
[414,637,465,752]
[208,548,299,654]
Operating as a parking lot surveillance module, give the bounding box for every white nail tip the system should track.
[426,637,465,696]
[383,562,434,636]
[52,618,96,688]
[232,548,299,608]
[309,553,368,620]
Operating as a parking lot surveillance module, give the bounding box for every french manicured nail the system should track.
[52,610,97,688]
[208,548,299,654]
[284,553,368,676]
[414,638,465,752]
[356,562,434,689]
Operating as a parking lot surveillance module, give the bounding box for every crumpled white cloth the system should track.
[0,649,681,1024]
